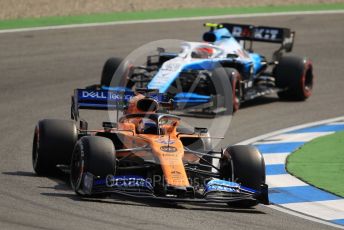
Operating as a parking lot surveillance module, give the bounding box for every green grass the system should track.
[287,131,344,197]
[1,3,343,30]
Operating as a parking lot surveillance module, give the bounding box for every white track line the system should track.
[263,153,289,165]
[267,174,308,188]
[0,10,343,34]
[330,122,344,125]
[255,132,334,143]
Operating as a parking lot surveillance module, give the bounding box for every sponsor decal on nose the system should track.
[82,91,107,99]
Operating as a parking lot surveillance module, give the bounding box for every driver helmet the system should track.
[192,47,214,59]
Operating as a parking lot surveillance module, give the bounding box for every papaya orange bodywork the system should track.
[92,95,206,188]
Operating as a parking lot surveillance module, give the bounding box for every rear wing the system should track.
[71,89,133,120]
[204,23,295,53]
[71,88,170,120]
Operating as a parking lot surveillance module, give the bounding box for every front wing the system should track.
[80,173,269,204]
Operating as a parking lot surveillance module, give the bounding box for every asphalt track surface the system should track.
[0,13,344,230]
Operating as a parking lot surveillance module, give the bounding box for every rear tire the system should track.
[32,119,77,176]
[220,145,266,207]
[70,136,115,196]
[274,56,314,100]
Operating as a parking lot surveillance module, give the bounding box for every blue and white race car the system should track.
[100,22,314,115]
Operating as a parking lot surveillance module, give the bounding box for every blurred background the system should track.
[1,0,342,20]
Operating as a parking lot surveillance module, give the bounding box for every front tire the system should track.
[70,136,115,196]
[32,119,77,176]
[274,56,314,100]
[225,68,242,113]
[220,145,267,207]
[211,67,234,115]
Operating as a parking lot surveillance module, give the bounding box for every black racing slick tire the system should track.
[274,56,314,100]
[220,145,267,207]
[70,136,115,196]
[100,57,123,87]
[32,119,78,176]
[225,68,242,113]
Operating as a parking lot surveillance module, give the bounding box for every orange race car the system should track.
[32,88,269,207]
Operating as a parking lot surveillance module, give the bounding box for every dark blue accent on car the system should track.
[93,179,106,186]
[94,175,153,190]
[240,185,259,194]
[205,179,240,194]
[76,89,169,111]
[108,175,153,190]
[174,93,211,103]
[77,89,135,102]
